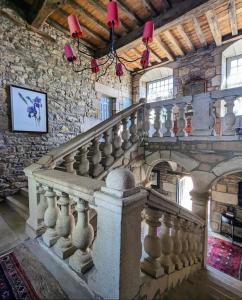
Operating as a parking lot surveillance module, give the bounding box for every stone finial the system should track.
[106,168,135,191]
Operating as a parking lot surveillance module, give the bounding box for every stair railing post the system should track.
[163,104,174,137]
[89,168,147,300]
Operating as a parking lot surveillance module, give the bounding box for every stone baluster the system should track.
[54,192,75,259]
[222,96,236,136]
[209,100,216,135]
[141,208,164,278]
[171,216,183,270]
[37,184,48,227]
[152,107,162,137]
[102,128,114,169]
[144,104,150,140]
[163,104,173,137]
[187,222,196,264]
[77,144,90,176]
[180,219,189,267]
[69,198,94,273]
[159,213,175,274]
[137,107,144,141]
[42,187,59,247]
[177,102,186,137]
[91,136,104,178]
[184,221,194,265]
[193,224,199,263]
[197,225,204,263]
[130,111,138,144]
[122,117,131,150]
[63,151,77,174]
[113,122,124,158]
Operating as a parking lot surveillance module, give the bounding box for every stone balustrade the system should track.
[146,86,242,140]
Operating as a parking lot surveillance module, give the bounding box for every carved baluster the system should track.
[171,216,183,270]
[188,222,196,264]
[197,225,204,262]
[179,219,189,267]
[130,112,138,144]
[42,187,59,247]
[177,103,186,137]
[103,129,114,168]
[184,221,194,265]
[113,123,124,158]
[122,117,131,150]
[222,96,236,136]
[64,151,77,174]
[137,107,144,141]
[37,184,48,227]
[163,104,173,137]
[77,144,90,176]
[159,213,175,274]
[54,192,75,259]
[91,136,104,177]
[141,208,164,278]
[144,104,151,140]
[192,224,199,264]
[209,100,216,136]
[153,107,162,137]
[69,199,94,273]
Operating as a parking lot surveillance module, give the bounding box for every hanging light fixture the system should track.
[64,0,154,81]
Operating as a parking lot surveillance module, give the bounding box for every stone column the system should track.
[89,168,147,300]
[141,207,164,278]
[190,191,209,220]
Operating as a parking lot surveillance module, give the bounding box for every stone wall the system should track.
[132,43,230,102]
[0,8,131,196]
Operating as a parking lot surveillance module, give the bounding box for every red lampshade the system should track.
[116,63,123,76]
[107,1,119,28]
[91,58,100,73]
[68,14,83,39]
[142,20,154,44]
[64,44,76,62]
[140,49,150,68]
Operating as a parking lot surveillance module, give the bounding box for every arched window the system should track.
[139,67,173,102]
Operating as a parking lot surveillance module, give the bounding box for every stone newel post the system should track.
[89,168,147,300]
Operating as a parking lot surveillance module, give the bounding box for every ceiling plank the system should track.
[28,0,64,28]
[65,0,111,37]
[192,16,207,47]
[140,0,158,15]
[88,0,129,33]
[164,30,185,56]
[176,24,195,51]
[206,10,222,46]
[117,1,142,26]
[153,36,174,61]
[119,52,141,69]
[57,9,107,45]
[95,0,217,58]
[147,46,162,62]
[228,0,238,36]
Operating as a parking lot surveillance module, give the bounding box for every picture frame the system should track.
[10,85,48,133]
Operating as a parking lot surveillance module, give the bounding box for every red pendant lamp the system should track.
[116,63,123,76]
[140,49,150,68]
[68,15,83,38]
[91,59,100,73]
[107,0,119,29]
[64,44,76,62]
[142,20,154,44]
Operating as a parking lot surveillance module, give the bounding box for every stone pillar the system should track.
[89,168,147,300]
[190,191,208,220]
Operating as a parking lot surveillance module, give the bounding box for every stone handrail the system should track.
[146,86,242,139]
[35,100,145,168]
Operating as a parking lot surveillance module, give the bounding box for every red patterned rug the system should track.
[0,252,40,300]
[207,236,242,280]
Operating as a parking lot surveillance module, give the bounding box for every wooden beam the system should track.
[192,16,207,47]
[176,24,195,51]
[164,30,185,56]
[117,1,142,26]
[95,0,215,58]
[153,36,174,61]
[222,29,242,44]
[27,0,65,28]
[88,0,129,33]
[228,0,238,36]
[57,9,107,45]
[132,58,170,74]
[140,0,157,16]
[119,52,141,69]
[147,47,162,62]
[206,10,222,46]
[65,0,111,37]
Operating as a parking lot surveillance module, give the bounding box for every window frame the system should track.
[226,54,242,89]
[146,76,174,102]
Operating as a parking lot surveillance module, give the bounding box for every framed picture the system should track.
[10,85,48,133]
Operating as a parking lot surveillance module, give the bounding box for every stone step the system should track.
[6,193,29,220]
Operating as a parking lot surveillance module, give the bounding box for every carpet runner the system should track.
[0,251,39,300]
[207,236,242,280]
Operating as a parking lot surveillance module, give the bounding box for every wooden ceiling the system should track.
[18,0,242,71]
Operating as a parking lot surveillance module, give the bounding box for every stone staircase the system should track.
[5,188,29,220]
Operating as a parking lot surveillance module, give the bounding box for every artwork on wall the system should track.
[183,79,207,96]
[10,85,48,133]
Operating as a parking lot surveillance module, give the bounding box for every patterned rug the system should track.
[207,236,242,280]
[0,252,39,300]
